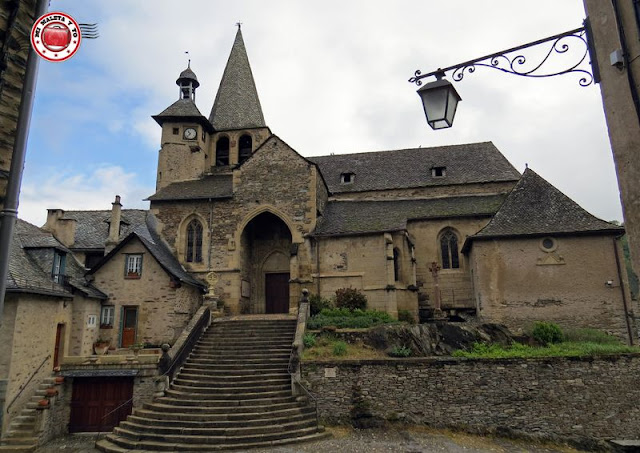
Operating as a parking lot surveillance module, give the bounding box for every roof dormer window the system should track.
[341,172,355,184]
[431,166,446,177]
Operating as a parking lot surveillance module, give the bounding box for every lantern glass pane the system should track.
[420,87,447,125]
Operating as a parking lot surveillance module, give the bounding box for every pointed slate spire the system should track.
[209,27,266,130]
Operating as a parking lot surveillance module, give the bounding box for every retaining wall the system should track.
[302,355,640,442]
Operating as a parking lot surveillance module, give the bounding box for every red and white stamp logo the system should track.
[30,12,81,62]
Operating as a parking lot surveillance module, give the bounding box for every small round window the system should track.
[540,237,557,253]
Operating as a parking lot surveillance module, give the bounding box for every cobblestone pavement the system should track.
[35,427,584,453]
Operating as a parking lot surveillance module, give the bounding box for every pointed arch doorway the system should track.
[240,212,292,314]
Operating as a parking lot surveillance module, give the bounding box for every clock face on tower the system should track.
[183,127,197,140]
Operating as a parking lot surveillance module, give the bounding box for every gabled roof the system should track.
[209,28,266,131]
[53,209,147,251]
[8,219,106,299]
[8,220,71,297]
[87,213,206,291]
[313,195,506,237]
[465,168,623,244]
[308,142,520,194]
[147,175,233,202]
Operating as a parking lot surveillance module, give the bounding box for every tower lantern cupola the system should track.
[176,63,200,102]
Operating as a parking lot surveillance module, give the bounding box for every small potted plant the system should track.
[93,337,110,355]
[129,342,145,355]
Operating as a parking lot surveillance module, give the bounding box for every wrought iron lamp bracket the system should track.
[409,26,594,87]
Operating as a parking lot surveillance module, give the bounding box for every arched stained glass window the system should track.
[186,219,203,263]
[440,230,459,269]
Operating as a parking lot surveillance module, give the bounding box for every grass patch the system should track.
[453,338,639,359]
[307,308,397,329]
[302,335,387,360]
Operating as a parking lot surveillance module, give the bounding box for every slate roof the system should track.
[209,28,266,130]
[56,209,148,250]
[152,99,213,133]
[8,219,106,299]
[308,142,521,194]
[147,175,233,202]
[177,66,199,87]
[313,195,506,237]
[88,213,207,291]
[469,168,623,240]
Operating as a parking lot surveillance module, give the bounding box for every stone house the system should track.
[0,219,106,433]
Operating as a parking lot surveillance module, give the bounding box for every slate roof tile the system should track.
[309,142,520,194]
[147,175,233,201]
[472,168,622,238]
[209,28,266,130]
[58,209,148,250]
[313,195,506,237]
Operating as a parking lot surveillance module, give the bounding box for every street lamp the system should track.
[417,74,461,130]
[410,24,597,129]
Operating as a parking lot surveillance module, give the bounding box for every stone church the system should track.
[38,27,636,350]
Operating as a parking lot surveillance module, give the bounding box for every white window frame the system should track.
[125,254,143,277]
[100,306,115,327]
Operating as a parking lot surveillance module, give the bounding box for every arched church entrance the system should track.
[239,212,292,314]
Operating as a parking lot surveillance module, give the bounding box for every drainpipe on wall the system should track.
[613,237,635,345]
[0,0,48,326]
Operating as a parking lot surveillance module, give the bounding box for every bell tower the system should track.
[152,64,213,190]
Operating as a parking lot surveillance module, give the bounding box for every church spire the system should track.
[209,27,266,130]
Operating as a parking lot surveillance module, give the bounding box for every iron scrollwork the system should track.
[409,26,594,87]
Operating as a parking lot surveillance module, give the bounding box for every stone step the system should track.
[169,382,291,395]
[192,344,292,353]
[119,417,316,437]
[179,366,288,376]
[0,437,38,446]
[203,329,294,336]
[111,424,323,446]
[188,351,291,360]
[173,375,290,388]
[163,388,292,401]
[131,405,315,424]
[0,445,36,453]
[143,399,306,414]
[186,356,289,365]
[97,430,330,453]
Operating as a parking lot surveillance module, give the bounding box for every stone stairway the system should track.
[97,316,328,451]
[0,376,62,453]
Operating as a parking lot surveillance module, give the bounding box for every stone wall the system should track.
[1,294,72,433]
[408,217,491,312]
[69,295,101,356]
[92,238,203,346]
[302,355,640,442]
[469,235,632,340]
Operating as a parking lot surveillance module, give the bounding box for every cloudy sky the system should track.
[21,0,621,226]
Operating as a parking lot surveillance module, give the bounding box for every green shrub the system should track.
[532,322,564,345]
[309,294,332,316]
[335,288,367,311]
[333,341,347,356]
[307,308,396,329]
[303,333,316,348]
[389,345,412,357]
[398,310,416,324]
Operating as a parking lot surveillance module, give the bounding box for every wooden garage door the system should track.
[69,377,133,432]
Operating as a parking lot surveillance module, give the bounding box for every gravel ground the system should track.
[34,426,584,453]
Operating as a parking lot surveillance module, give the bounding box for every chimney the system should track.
[104,195,122,255]
[42,209,76,248]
